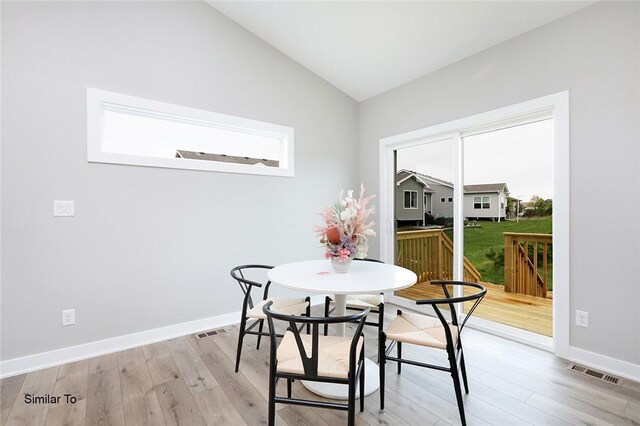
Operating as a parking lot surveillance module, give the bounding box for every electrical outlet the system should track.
[62,309,75,326]
[53,200,74,217]
[576,310,589,328]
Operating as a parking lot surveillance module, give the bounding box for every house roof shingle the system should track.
[463,183,507,193]
[397,170,507,194]
[175,150,279,168]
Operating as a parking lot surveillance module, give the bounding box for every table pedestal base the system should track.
[301,358,379,400]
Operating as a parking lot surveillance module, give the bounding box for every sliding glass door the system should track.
[388,121,554,339]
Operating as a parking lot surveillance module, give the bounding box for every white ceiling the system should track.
[209,1,595,101]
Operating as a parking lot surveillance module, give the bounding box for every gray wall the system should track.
[359,1,640,364]
[1,2,358,361]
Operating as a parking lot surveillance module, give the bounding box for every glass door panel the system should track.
[393,138,457,310]
[462,120,553,336]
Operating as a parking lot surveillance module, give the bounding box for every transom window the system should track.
[404,191,418,209]
[473,196,491,209]
[87,88,294,177]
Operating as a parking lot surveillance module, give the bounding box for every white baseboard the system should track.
[568,346,640,383]
[0,311,240,379]
[0,295,327,379]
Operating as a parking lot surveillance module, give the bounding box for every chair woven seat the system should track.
[246,298,309,319]
[277,331,364,379]
[386,311,458,349]
[330,293,384,309]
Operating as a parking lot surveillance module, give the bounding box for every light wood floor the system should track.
[396,282,553,336]
[2,305,638,426]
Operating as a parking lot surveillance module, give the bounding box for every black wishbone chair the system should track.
[323,258,385,338]
[230,265,311,373]
[379,280,486,426]
[263,302,369,426]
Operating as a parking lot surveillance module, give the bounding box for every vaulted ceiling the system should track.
[209,1,595,101]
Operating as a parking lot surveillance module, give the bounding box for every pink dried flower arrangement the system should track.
[315,184,376,262]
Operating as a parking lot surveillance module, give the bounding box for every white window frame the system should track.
[87,88,294,177]
[403,190,418,209]
[473,196,482,209]
[379,91,569,357]
[482,196,490,209]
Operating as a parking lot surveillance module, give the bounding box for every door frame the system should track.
[378,91,569,356]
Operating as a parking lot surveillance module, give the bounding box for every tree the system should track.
[523,195,552,217]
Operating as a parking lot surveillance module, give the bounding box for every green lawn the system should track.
[447,217,552,288]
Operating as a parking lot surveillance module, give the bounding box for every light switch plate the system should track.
[53,200,74,217]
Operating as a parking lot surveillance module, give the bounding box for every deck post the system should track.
[504,234,514,292]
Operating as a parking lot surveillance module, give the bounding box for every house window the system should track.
[448,197,453,203]
[87,88,294,177]
[474,196,491,209]
[404,191,418,209]
[440,197,446,203]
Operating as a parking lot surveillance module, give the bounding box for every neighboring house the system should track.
[396,170,508,224]
[463,183,508,221]
[395,170,434,225]
[175,150,279,167]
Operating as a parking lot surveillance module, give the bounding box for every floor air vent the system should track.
[567,363,621,385]
[196,329,226,339]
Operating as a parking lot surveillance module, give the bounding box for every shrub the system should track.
[485,248,504,271]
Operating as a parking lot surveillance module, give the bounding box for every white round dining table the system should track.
[267,259,417,400]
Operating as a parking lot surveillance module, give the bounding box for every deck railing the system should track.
[396,229,481,283]
[503,232,552,297]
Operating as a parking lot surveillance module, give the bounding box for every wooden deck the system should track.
[396,281,553,336]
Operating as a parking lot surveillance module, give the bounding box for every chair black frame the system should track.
[323,258,385,338]
[379,280,486,426]
[263,301,369,426]
[230,264,311,373]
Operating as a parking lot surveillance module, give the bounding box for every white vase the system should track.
[331,257,352,273]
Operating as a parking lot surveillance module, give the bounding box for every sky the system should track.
[103,110,282,161]
[396,119,553,201]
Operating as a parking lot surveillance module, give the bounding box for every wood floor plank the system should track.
[0,374,26,425]
[197,338,271,426]
[448,344,635,422]
[45,361,89,426]
[117,347,166,425]
[88,354,118,374]
[57,360,89,378]
[165,337,218,394]
[142,342,181,386]
[89,353,118,374]
[526,393,612,426]
[192,385,248,426]
[207,330,273,401]
[4,367,59,426]
[393,362,531,426]
[626,400,640,421]
[85,368,125,426]
[377,386,441,425]
[155,377,205,426]
[277,405,330,426]
[384,372,490,426]
[118,348,154,397]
